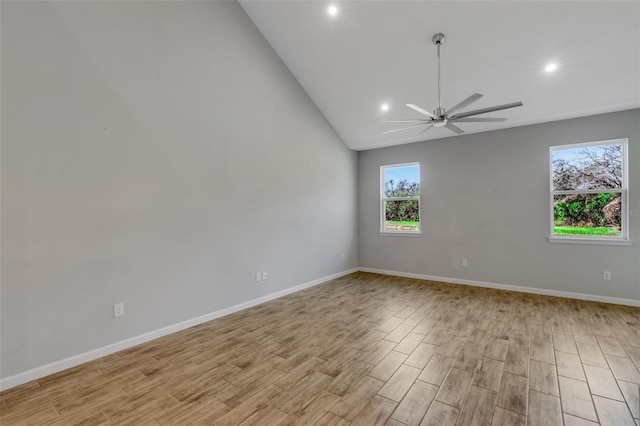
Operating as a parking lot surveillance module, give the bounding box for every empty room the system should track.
[1,1,639,425]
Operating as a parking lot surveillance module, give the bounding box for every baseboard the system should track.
[3,266,635,391]
[358,267,640,307]
[0,268,359,391]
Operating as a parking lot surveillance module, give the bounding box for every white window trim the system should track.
[380,162,422,235]
[548,138,630,245]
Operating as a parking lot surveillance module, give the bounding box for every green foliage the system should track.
[384,179,420,223]
[553,203,565,224]
[553,193,621,230]
[552,143,623,234]
[385,200,419,222]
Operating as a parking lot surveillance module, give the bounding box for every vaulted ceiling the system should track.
[240,1,640,151]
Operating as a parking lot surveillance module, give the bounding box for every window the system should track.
[381,163,420,234]
[550,139,628,243]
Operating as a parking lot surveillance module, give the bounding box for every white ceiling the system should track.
[239,1,640,151]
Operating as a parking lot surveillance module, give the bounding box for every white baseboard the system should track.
[3,266,636,391]
[0,268,359,392]
[358,267,640,307]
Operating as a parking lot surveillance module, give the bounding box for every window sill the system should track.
[380,231,423,237]
[547,236,632,246]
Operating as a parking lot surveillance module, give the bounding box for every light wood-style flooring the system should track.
[2,272,640,425]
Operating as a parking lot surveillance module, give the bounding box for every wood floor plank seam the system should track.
[1,272,639,426]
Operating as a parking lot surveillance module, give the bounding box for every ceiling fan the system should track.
[380,33,523,136]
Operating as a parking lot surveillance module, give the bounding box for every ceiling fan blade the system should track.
[451,117,508,123]
[444,122,464,134]
[406,104,437,118]
[449,102,523,120]
[373,120,429,123]
[381,123,428,135]
[416,124,434,136]
[446,93,483,116]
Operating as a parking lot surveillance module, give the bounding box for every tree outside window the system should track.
[550,139,628,240]
[381,163,420,233]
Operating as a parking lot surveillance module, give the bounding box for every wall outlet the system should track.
[255,272,262,282]
[342,253,346,261]
[602,270,612,280]
[262,271,267,280]
[113,303,124,318]
[461,259,468,267]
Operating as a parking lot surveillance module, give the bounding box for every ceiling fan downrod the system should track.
[432,33,445,113]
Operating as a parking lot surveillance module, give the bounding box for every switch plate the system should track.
[255,272,262,282]
[461,259,468,267]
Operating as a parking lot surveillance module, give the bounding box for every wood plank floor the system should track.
[2,272,639,425]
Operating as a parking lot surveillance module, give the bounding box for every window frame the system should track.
[548,138,630,245]
[380,162,422,236]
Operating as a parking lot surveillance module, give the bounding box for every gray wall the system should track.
[1,1,357,379]
[359,109,640,302]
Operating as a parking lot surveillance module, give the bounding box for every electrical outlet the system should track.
[262,271,267,280]
[461,259,468,267]
[255,272,262,282]
[342,253,346,261]
[113,303,124,318]
[603,270,612,280]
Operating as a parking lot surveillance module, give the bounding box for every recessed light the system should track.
[380,103,389,112]
[545,63,557,73]
[327,5,338,16]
